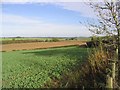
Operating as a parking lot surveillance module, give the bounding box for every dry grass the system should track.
[44,46,111,88]
[88,47,109,73]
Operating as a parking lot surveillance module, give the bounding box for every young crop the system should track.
[2,46,88,88]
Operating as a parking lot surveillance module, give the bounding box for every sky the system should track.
[1,0,99,37]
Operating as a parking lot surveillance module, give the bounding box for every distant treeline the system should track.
[1,38,60,44]
[1,37,90,44]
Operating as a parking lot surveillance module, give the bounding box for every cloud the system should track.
[0,8,2,37]
[1,0,104,3]
[2,14,43,24]
[52,2,97,19]
[2,13,91,37]
[1,0,30,3]
[2,1,98,19]
[18,3,97,19]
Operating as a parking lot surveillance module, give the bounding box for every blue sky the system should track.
[3,3,83,25]
[2,1,98,37]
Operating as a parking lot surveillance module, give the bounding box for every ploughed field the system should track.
[1,41,86,51]
[2,46,89,88]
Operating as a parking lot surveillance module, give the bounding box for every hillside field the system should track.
[2,46,89,88]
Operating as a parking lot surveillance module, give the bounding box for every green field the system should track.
[2,46,89,88]
[0,37,90,41]
[0,37,60,41]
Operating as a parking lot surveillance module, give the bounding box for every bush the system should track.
[87,35,117,48]
[86,41,100,48]
[73,47,110,88]
[45,39,49,42]
[51,38,59,42]
[68,37,77,40]
[12,38,15,41]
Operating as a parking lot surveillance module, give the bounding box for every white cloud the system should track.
[0,7,2,37]
[2,14,43,24]
[10,2,97,19]
[1,0,30,3]
[2,1,98,19]
[1,0,105,3]
[2,13,91,37]
[52,2,98,19]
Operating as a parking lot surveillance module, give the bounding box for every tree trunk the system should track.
[118,1,120,86]
[117,27,120,88]
[118,1,120,60]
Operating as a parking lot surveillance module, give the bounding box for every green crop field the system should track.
[2,46,89,88]
[0,37,57,41]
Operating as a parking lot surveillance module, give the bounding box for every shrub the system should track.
[87,35,117,48]
[69,37,77,40]
[12,38,15,41]
[85,45,112,88]
[45,39,49,42]
[86,41,100,48]
[51,38,59,42]
[2,51,6,52]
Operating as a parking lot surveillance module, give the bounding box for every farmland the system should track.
[0,37,88,52]
[0,37,90,44]
[2,46,89,88]
[1,41,86,52]
[0,37,65,44]
[1,37,89,88]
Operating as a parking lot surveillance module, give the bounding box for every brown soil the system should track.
[0,41,86,52]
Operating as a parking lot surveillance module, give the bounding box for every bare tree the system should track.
[87,0,120,88]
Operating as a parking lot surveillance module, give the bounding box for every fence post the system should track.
[106,58,117,89]
[106,75,113,88]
